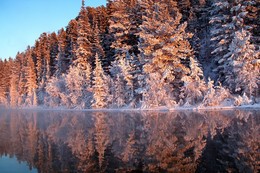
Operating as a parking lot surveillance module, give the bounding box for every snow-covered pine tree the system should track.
[138,1,192,108]
[24,47,38,106]
[128,52,143,105]
[180,57,206,105]
[41,33,51,81]
[109,51,136,107]
[34,33,51,104]
[108,0,127,61]
[204,81,232,106]
[186,0,214,82]
[209,0,251,86]
[0,59,12,104]
[74,3,93,74]
[86,6,98,27]
[244,0,260,50]
[76,1,93,82]
[108,0,143,107]
[109,0,140,57]
[109,59,126,108]
[55,28,67,76]
[64,2,93,109]
[65,19,78,67]
[95,6,108,36]
[123,52,139,106]
[65,65,92,109]
[228,29,260,98]
[10,53,23,107]
[209,0,233,83]
[92,6,110,72]
[92,54,110,109]
[101,0,116,69]
[111,75,125,108]
[109,0,133,60]
[34,40,42,85]
[49,32,59,77]
[17,53,27,106]
[65,66,82,108]
[45,75,67,107]
[177,0,209,106]
[92,22,105,67]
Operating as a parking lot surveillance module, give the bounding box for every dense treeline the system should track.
[0,0,259,109]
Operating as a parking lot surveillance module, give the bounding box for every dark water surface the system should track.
[0,109,259,173]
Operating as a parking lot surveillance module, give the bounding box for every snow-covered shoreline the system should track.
[2,103,260,112]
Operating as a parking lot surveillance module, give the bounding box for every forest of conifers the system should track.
[0,0,259,109]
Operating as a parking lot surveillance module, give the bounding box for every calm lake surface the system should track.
[0,109,259,173]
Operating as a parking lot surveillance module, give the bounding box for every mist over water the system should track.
[0,109,259,173]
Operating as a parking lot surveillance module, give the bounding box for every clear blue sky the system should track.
[0,0,107,60]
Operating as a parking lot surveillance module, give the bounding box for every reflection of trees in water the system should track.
[241,111,260,172]
[141,112,217,172]
[196,110,260,173]
[0,109,259,172]
[94,112,110,171]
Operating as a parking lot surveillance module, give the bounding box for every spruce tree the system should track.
[138,1,193,107]
[25,47,38,106]
[109,51,136,107]
[74,2,93,72]
[228,30,260,98]
[210,0,251,86]
[10,53,23,106]
[55,28,67,76]
[0,59,12,104]
[65,19,78,67]
[17,53,27,105]
[92,54,110,109]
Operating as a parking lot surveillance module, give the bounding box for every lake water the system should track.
[0,109,259,173]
